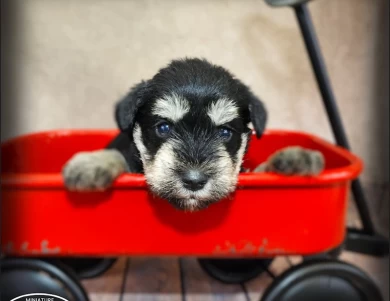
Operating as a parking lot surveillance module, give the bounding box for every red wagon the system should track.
[1,129,361,258]
[1,128,384,301]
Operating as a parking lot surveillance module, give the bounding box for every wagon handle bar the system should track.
[264,1,389,257]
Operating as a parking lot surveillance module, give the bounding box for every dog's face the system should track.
[116,59,267,211]
[133,94,251,211]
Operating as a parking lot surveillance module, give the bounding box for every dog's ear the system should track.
[115,81,149,132]
[248,93,267,139]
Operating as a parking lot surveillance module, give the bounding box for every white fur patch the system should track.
[152,93,190,122]
[210,146,237,194]
[235,134,248,175]
[207,98,239,126]
[133,123,150,162]
[142,140,177,192]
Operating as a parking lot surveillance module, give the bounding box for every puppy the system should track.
[63,58,267,211]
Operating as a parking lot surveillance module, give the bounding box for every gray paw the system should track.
[252,162,268,173]
[62,149,128,191]
[264,146,325,176]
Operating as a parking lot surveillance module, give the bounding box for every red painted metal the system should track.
[1,129,363,258]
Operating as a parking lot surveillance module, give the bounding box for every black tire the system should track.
[0,258,89,301]
[52,257,118,279]
[198,258,274,284]
[261,258,383,301]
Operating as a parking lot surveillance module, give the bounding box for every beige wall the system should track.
[1,0,388,184]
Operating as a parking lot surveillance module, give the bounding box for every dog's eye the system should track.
[219,127,232,140]
[156,122,171,137]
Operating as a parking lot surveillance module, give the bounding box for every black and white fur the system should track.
[63,58,268,211]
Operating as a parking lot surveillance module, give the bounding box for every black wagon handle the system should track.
[264,0,389,257]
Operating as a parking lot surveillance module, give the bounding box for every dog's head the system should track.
[116,58,267,211]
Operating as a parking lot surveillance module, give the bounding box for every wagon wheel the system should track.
[53,257,118,279]
[0,258,89,301]
[261,258,383,301]
[198,258,274,284]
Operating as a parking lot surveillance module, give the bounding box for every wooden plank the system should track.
[244,271,273,301]
[287,256,303,266]
[122,257,182,301]
[243,257,291,301]
[82,257,127,301]
[181,258,247,301]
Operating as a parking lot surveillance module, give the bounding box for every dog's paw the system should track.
[252,162,268,173]
[62,149,129,191]
[264,146,325,176]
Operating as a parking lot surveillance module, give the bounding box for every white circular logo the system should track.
[10,293,69,301]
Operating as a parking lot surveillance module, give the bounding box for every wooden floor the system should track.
[82,182,389,301]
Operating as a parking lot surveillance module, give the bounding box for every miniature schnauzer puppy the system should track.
[63,58,267,211]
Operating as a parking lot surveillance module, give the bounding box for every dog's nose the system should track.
[181,169,208,191]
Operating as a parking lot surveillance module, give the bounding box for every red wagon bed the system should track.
[1,129,362,258]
